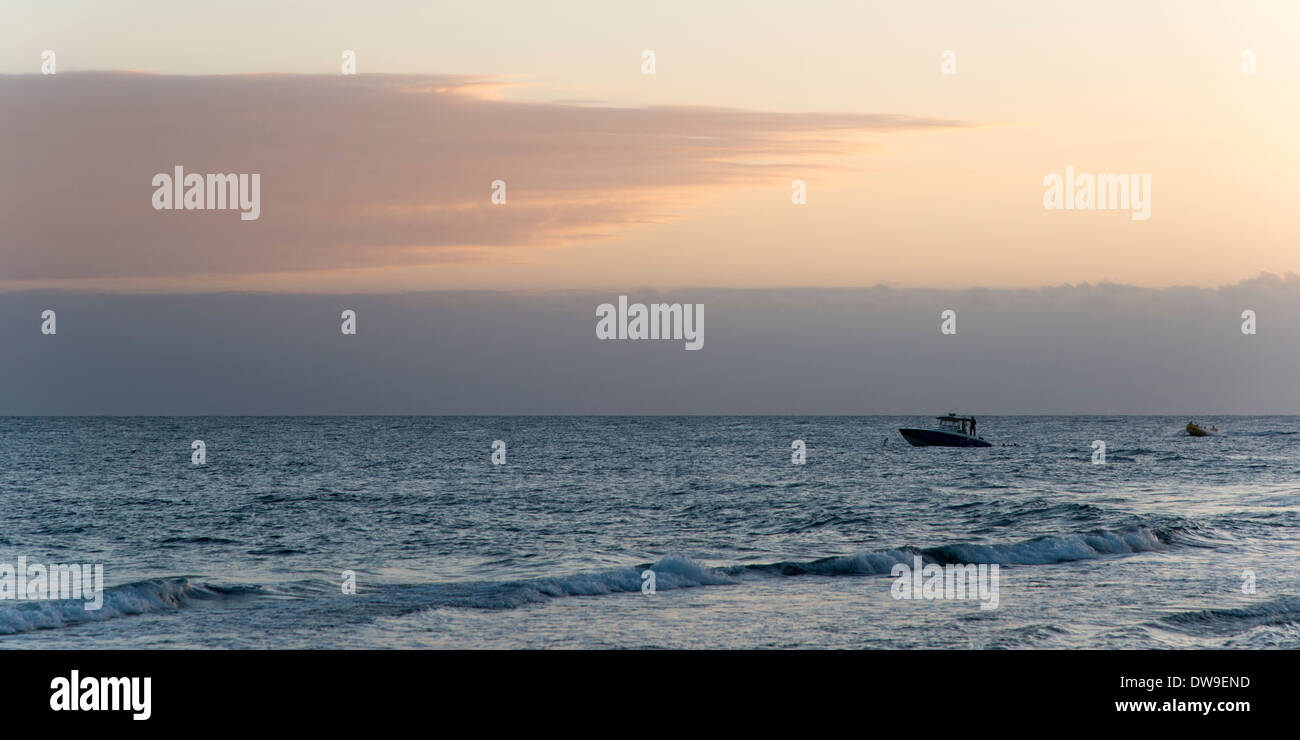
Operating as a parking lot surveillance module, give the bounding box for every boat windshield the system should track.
[938,416,972,435]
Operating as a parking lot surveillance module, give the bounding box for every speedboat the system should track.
[1186,422,1220,437]
[899,414,992,447]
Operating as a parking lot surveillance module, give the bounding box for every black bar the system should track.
[3,649,1283,727]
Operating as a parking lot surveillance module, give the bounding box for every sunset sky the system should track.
[3,0,1298,292]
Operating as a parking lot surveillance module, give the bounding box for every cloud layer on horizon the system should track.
[3,273,1297,414]
[0,72,959,285]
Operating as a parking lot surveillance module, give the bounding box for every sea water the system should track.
[2,416,1298,649]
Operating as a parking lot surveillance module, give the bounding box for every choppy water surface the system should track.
[2,416,1298,648]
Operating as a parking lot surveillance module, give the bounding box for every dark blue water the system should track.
[2,416,1298,648]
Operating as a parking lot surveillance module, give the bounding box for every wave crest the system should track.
[0,577,256,636]
[393,527,1170,611]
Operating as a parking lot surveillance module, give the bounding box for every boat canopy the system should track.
[937,414,976,435]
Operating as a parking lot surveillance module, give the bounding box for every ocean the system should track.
[2,415,1298,649]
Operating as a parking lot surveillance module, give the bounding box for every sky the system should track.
[3,2,1299,413]
[2,0,1298,292]
[4,278,1298,415]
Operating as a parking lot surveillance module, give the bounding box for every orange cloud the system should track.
[0,72,962,287]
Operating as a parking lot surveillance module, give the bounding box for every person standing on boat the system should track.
[970,417,977,437]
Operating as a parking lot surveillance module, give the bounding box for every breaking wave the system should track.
[0,577,258,636]
[0,527,1176,632]
[384,526,1172,612]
